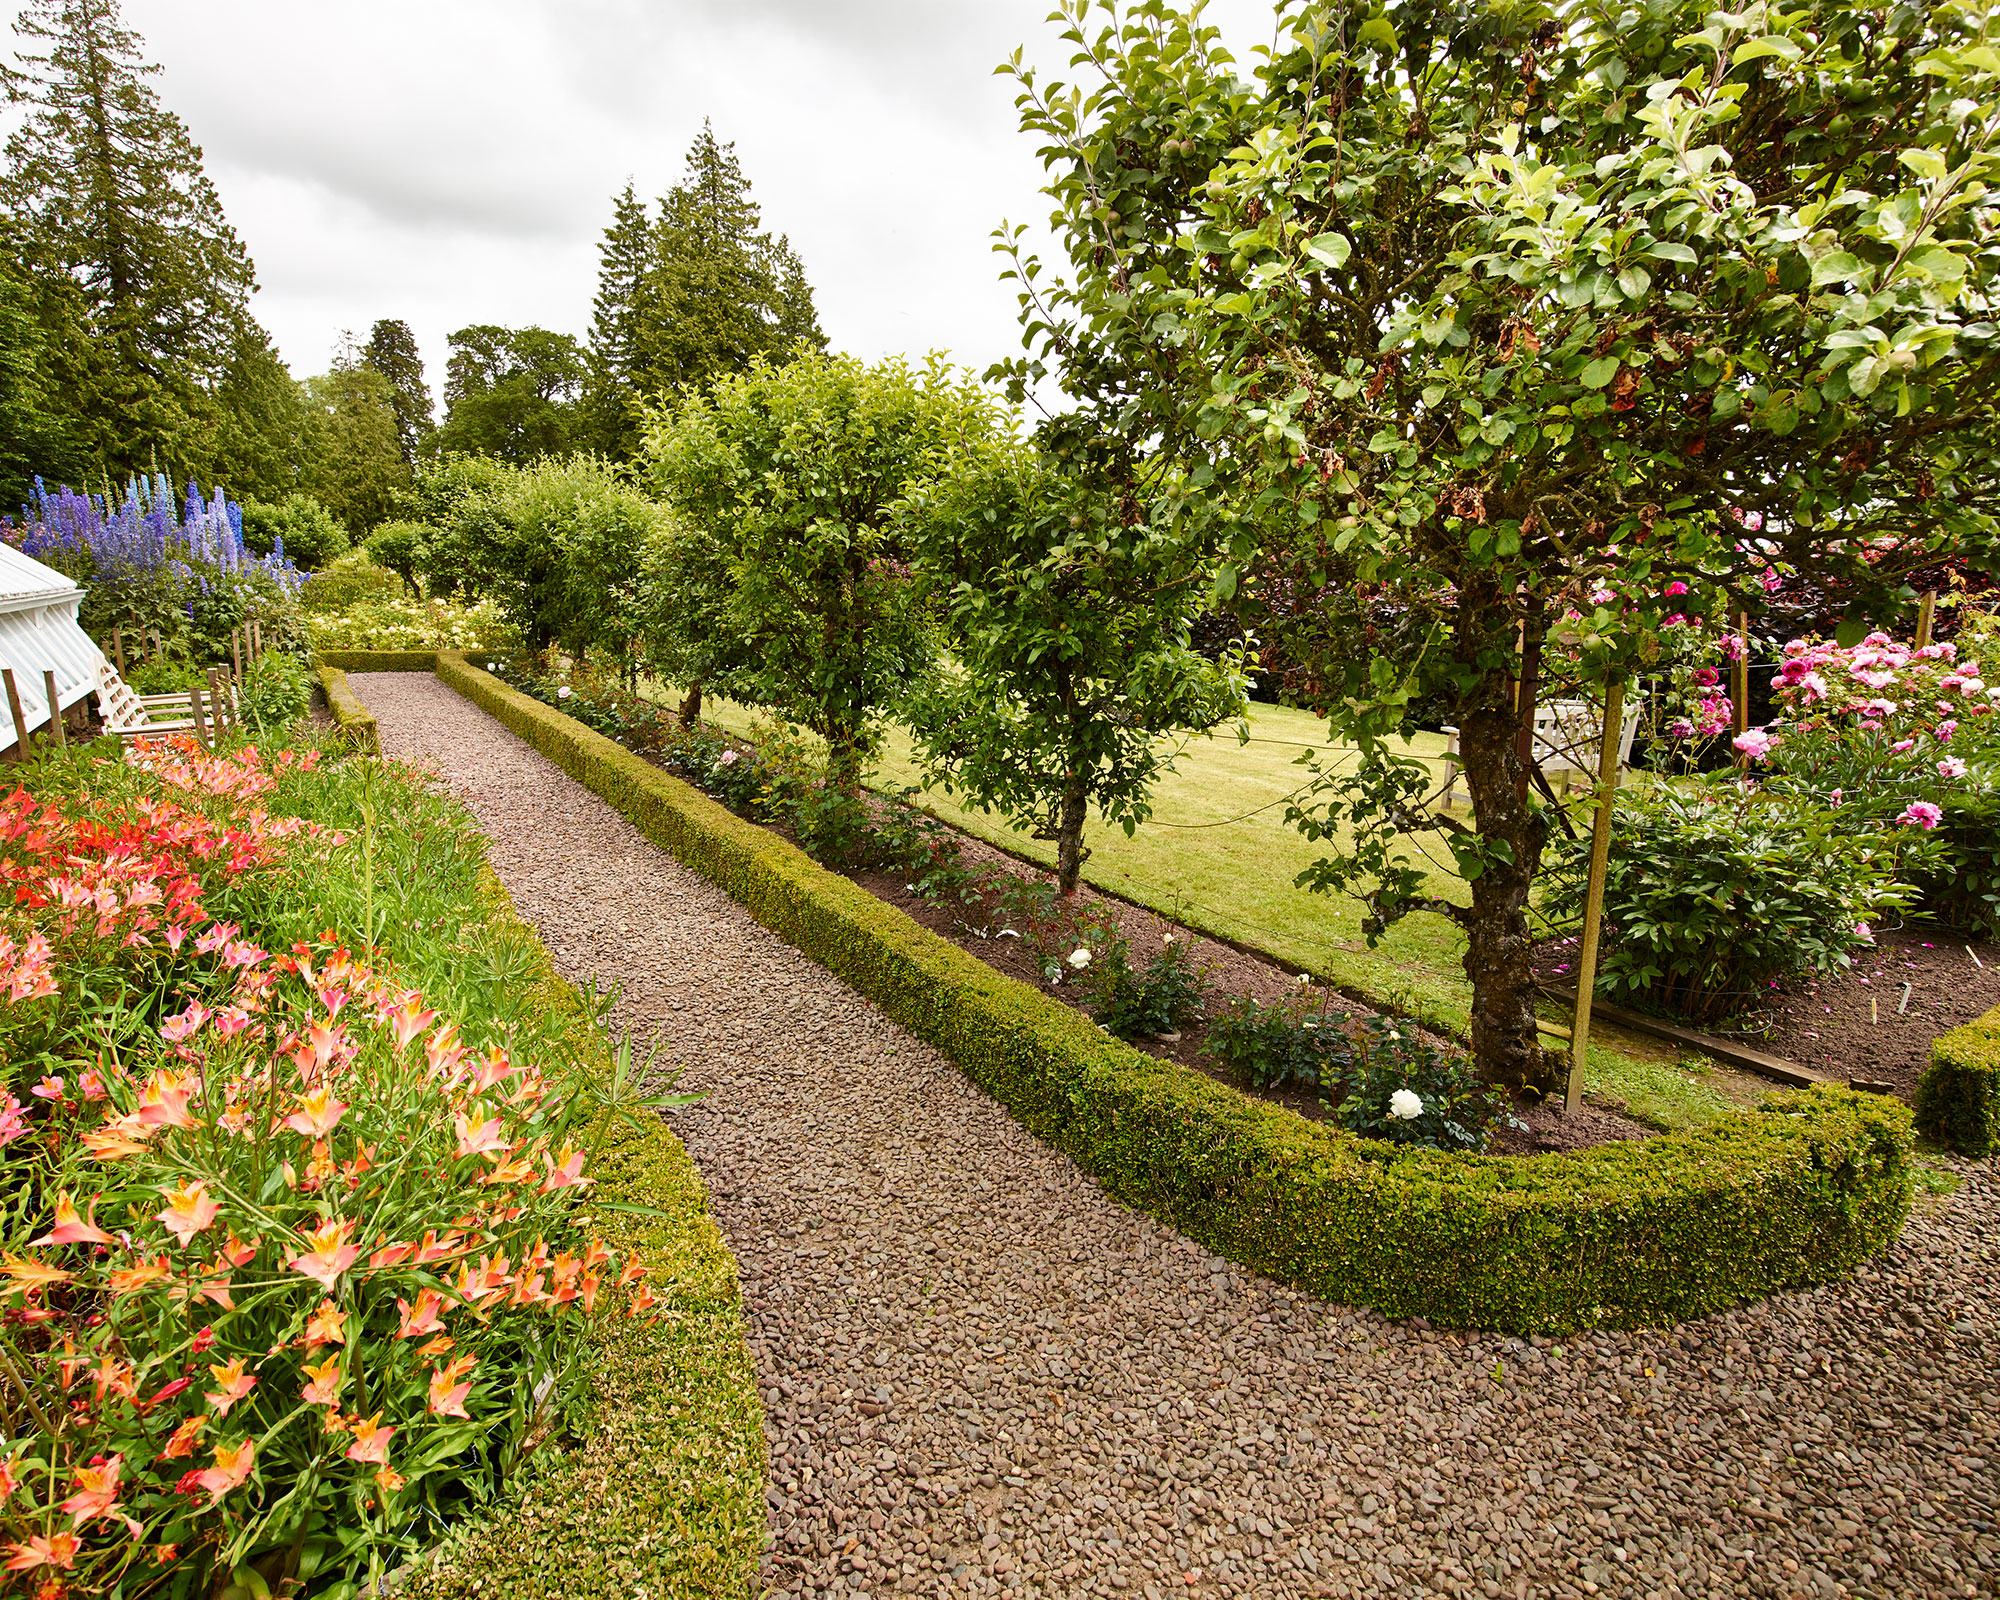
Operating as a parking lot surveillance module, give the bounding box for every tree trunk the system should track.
[1455,695,1557,1096]
[828,723,864,798]
[1054,779,1089,897]
[678,679,703,727]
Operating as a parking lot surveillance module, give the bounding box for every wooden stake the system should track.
[250,621,262,660]
[206,669,229,734]
[1731,608,1750,735]
[189,686,210,749]
[2,669,30,757]
[231,629,243,681]
[41,671,64,751]
[113,626,126,677]
[1566,678,1627,1115]
[1917,590,1938,650]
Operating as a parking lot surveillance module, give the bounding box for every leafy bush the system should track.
[1084,935,1208,1041]
[1546,781,1903,1022]
[305,595,517,654]
[0,738,667,1596]
[302,551,406,615]
[240,650,315,729]
[241,493,351,571]
[365,520,427,591]
[1205,989,1347,1091]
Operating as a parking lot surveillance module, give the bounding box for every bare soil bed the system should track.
[1534,923,2000,1100]
[760,795,1653,1154]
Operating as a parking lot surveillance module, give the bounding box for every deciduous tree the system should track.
[435,325,587,461]
[1002,0,2000,1090]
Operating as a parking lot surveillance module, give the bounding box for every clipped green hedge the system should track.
[314,664,381,755]
[317,648,442,673]
[327,678,764,1599]
[428,652,1915,1333]
[1917,1007,2000,1158]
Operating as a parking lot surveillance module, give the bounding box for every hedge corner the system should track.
[1917,1006,2000,1158]
[313,664,381,755]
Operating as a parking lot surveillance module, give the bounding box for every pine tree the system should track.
[304,336,410,534]
[583,182,656,456]
[1,0,262,481]
[362,318,432,465]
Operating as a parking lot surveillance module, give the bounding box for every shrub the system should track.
[305,594,517,654]
[1544,781,1903,1022]
[240,650,315,729]
[303,551,406,615]
[365,520,428,591]
[0,739,673,1596]
[1329,1015,1523,1153]
[1084,935,1207,1041]
[1917,1007,2000,1158]
[1205,989,1350,1091]
[241,493,351,571]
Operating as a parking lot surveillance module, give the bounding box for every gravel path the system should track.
[357,673,1999,1600]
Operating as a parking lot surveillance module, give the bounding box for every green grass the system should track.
[654,683,1760,1134]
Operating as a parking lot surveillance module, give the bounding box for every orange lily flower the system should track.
[300,1354,343,1406]
[204,1357,257,1418]
[3,1531,79,1572]
[395,1289,445,1339]
[28,1192,113,1248]
[426,1353,477,1418]
[479,1151,535,1186]
[369,1238,416,1270]
[452,1111,506,1159]
[299,1300,347,1348]
[155,1180,220,1246]
[107,1254,171,1296]
[540,1147,590,1192]
[135,1069,200,1130]
[286,1217,360,1291]
[194,1438,255,1504]
[157,1416,206,1461]
[281,1085,347,1140]
[80,1115,153,1161]
[58,1454,124,1526]
[344,1413,395,1466]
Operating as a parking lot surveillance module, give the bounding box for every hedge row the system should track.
[423,651,1915,1334]
[1918,1008,2000,1158]
[317,648,443,673]
[313,664,381,755]
[328,675,765,1599]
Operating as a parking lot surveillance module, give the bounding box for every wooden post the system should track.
[2,669,30,757]
[189,686,210,749]
[206,669,229,734]
[1567,678,1627,1115]
[250,621,262,660]
[231,629,243,681]
[113,627,126,677]
[149,629,162,663]
[41,671,64,751]
[1917,590,1938,650]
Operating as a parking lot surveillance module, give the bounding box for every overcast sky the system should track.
[53,0,1281,411]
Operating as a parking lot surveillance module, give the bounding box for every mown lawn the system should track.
[666,684,1767,1131]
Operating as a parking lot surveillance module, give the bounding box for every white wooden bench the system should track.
[91,657,238,745]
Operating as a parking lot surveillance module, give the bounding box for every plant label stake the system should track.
[1731,607,1750,765]
[42,670,64,751]
[232,628,243,681]
[1917,590,1937,650]
[1566,678,1626,1115]
[2,669,31,757]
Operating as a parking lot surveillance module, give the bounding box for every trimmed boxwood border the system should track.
[389,651,1916,1334]
[1917,1007,2000,1158]
[314,664,380,755]
[328,675,764,1599]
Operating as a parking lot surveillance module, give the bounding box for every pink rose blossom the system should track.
[1937,719,1958,742]
[1891,739,1916,754]
[1733,728,1774,761]
[1899,801,1944,829]
[1663,580,1689,597]
[1940,757,1968,780]
[1719,632,1746,662]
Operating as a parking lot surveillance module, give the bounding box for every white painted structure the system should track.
[0,542,100,749]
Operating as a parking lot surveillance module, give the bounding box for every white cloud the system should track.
[19,0,1276,406]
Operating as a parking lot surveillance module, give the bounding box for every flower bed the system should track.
[0,730,761,1597]
[423,650,1916,1334]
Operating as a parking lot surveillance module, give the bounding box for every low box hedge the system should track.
[317,648,442,673]
[326,674,764,1598]
[1917,1007,2000,1158]
[426,651,1915,1334]
[314,664,381,755]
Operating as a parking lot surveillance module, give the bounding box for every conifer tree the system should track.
[586,125,826,457]
[362,318,432,465]
[1,0,261,480]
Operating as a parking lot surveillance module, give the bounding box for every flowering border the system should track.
[416,651,1915,1334]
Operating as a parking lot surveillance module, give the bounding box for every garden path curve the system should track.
[355,672,1999,1600]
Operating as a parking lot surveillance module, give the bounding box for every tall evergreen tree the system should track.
[303,337,409,534]
[361,318,432,465]
[586,124,826,458]
[583,182,654,454]
[1,0,262,481]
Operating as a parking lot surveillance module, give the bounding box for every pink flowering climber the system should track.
[1733,728,1774,761]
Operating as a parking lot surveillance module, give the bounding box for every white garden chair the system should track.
[1438,696,1643,807]
[91,655,235,746]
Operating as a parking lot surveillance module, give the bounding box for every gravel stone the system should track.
[358,673,2000,1600]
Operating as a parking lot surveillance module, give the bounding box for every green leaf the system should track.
[1357,15,1397,51]
[1897,148,1950,181]
[1732,35,1802,66]
[1646,241,1699,265]
[1213,563,1239,602]
[1305,231,1352,269]
[1810,251,1862,287]
[1580,357,1620,388]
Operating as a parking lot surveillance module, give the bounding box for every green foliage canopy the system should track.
[1001,0,2000,1089]
[436,325,587,462]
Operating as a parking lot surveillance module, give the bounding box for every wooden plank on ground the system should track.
[1536,983,1830,1089]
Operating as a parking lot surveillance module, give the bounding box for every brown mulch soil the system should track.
[1533,924,2000,1100]
[794,808,1653,1156]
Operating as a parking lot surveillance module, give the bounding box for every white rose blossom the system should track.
[1067,947,1092,970]
[1389,1089,1424,1121]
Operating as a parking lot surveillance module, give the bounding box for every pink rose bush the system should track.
[0,739,659,1597]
